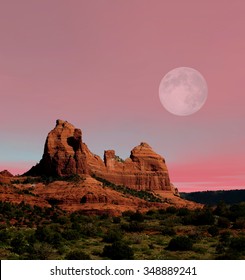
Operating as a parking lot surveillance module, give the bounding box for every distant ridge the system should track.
[0,170,13,177]
[180,189,245,205]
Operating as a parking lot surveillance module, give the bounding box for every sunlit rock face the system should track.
[25,120,177,194]
[92,142,173,192]
[25,120,88,176]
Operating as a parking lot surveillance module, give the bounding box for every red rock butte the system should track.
[0,120,202,214]
[25,119,178,195]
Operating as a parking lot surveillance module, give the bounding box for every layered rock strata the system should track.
[25,120,177,194]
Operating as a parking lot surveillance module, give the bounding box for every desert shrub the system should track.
[63,174,82,183]
[80,223,101,237]
[129,235,145,245]
[70,211,93,224]
[103,229,123,243]
[35,225,51,241]
[0,229,11,244]
[214,201,230,216]
[161,226,176,236]
[207,225,219,237]
[62,229,80,241]
[28,242,54,260]
[158,209,166,215]
[187,232,202,242]
[146,209,157,216]
[65,250,91,260]
[17,189,36,196]
[166,236,193,251]
[0,223,7,230]
[36,174,82,184]
[122,210,135,218]
[160,215,182,227]
[112,216,121,224]
[194,209,215,225]
[217,217,231,228]
[102,241,134,260]
[115,155,124,163]
[26,232,37,245]
[219,231,232,245]
[100,213,110,220]
[229,203,245,220]
[49,232,63,247]
[177,207,190,216]
[11,179,21,184]
[35,225,63,246]
[166,206,177,214]
[71,221,82,232]
[93,176,162,203]
[130,211,145,222]
[56,215,70,225]
[22,177,38,184]
[121,223,132,232]
[10,233,29,255]
[183,208,215,226]
[229,236,245,252]
[149,243,155,249]
[216,242,226,254]
[233,217,245,229]
[146,213,162,220]
[121,221,144,232]
[182,214,195,225]
[216,251,242,260]
[216,236,245,259]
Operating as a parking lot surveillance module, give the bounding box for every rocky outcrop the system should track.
[25,120,88,176]
[25,120,177,195]
[1,178,200,215]
[0,170,14,177]
[91,142,174,192]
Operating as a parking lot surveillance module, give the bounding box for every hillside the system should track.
[180,189,245,205]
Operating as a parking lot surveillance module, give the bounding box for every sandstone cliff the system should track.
[25,120,178,195]
[25,120,88,176]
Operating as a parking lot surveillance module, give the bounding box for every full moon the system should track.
[159,67,208,116]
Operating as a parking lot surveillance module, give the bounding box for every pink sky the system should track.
[1,0,245,192]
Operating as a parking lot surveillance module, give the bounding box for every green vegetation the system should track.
[102,241,134,260]
[166,236,193,251]
[180,189,245,205]
[114,155,125,163]
[0,199,244,259]
[65,250,91,260]
[11,174,83,185]
[92,175,163,203]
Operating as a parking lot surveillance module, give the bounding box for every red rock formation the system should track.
[0,170,14,177]
[1,178,200,215]
[25,120,88,176]
[25,120,177,195]
[91,142,174,192]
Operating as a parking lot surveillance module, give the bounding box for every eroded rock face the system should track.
[25,120,176,194]
[25,120,88,176]
[91,142,173,192]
